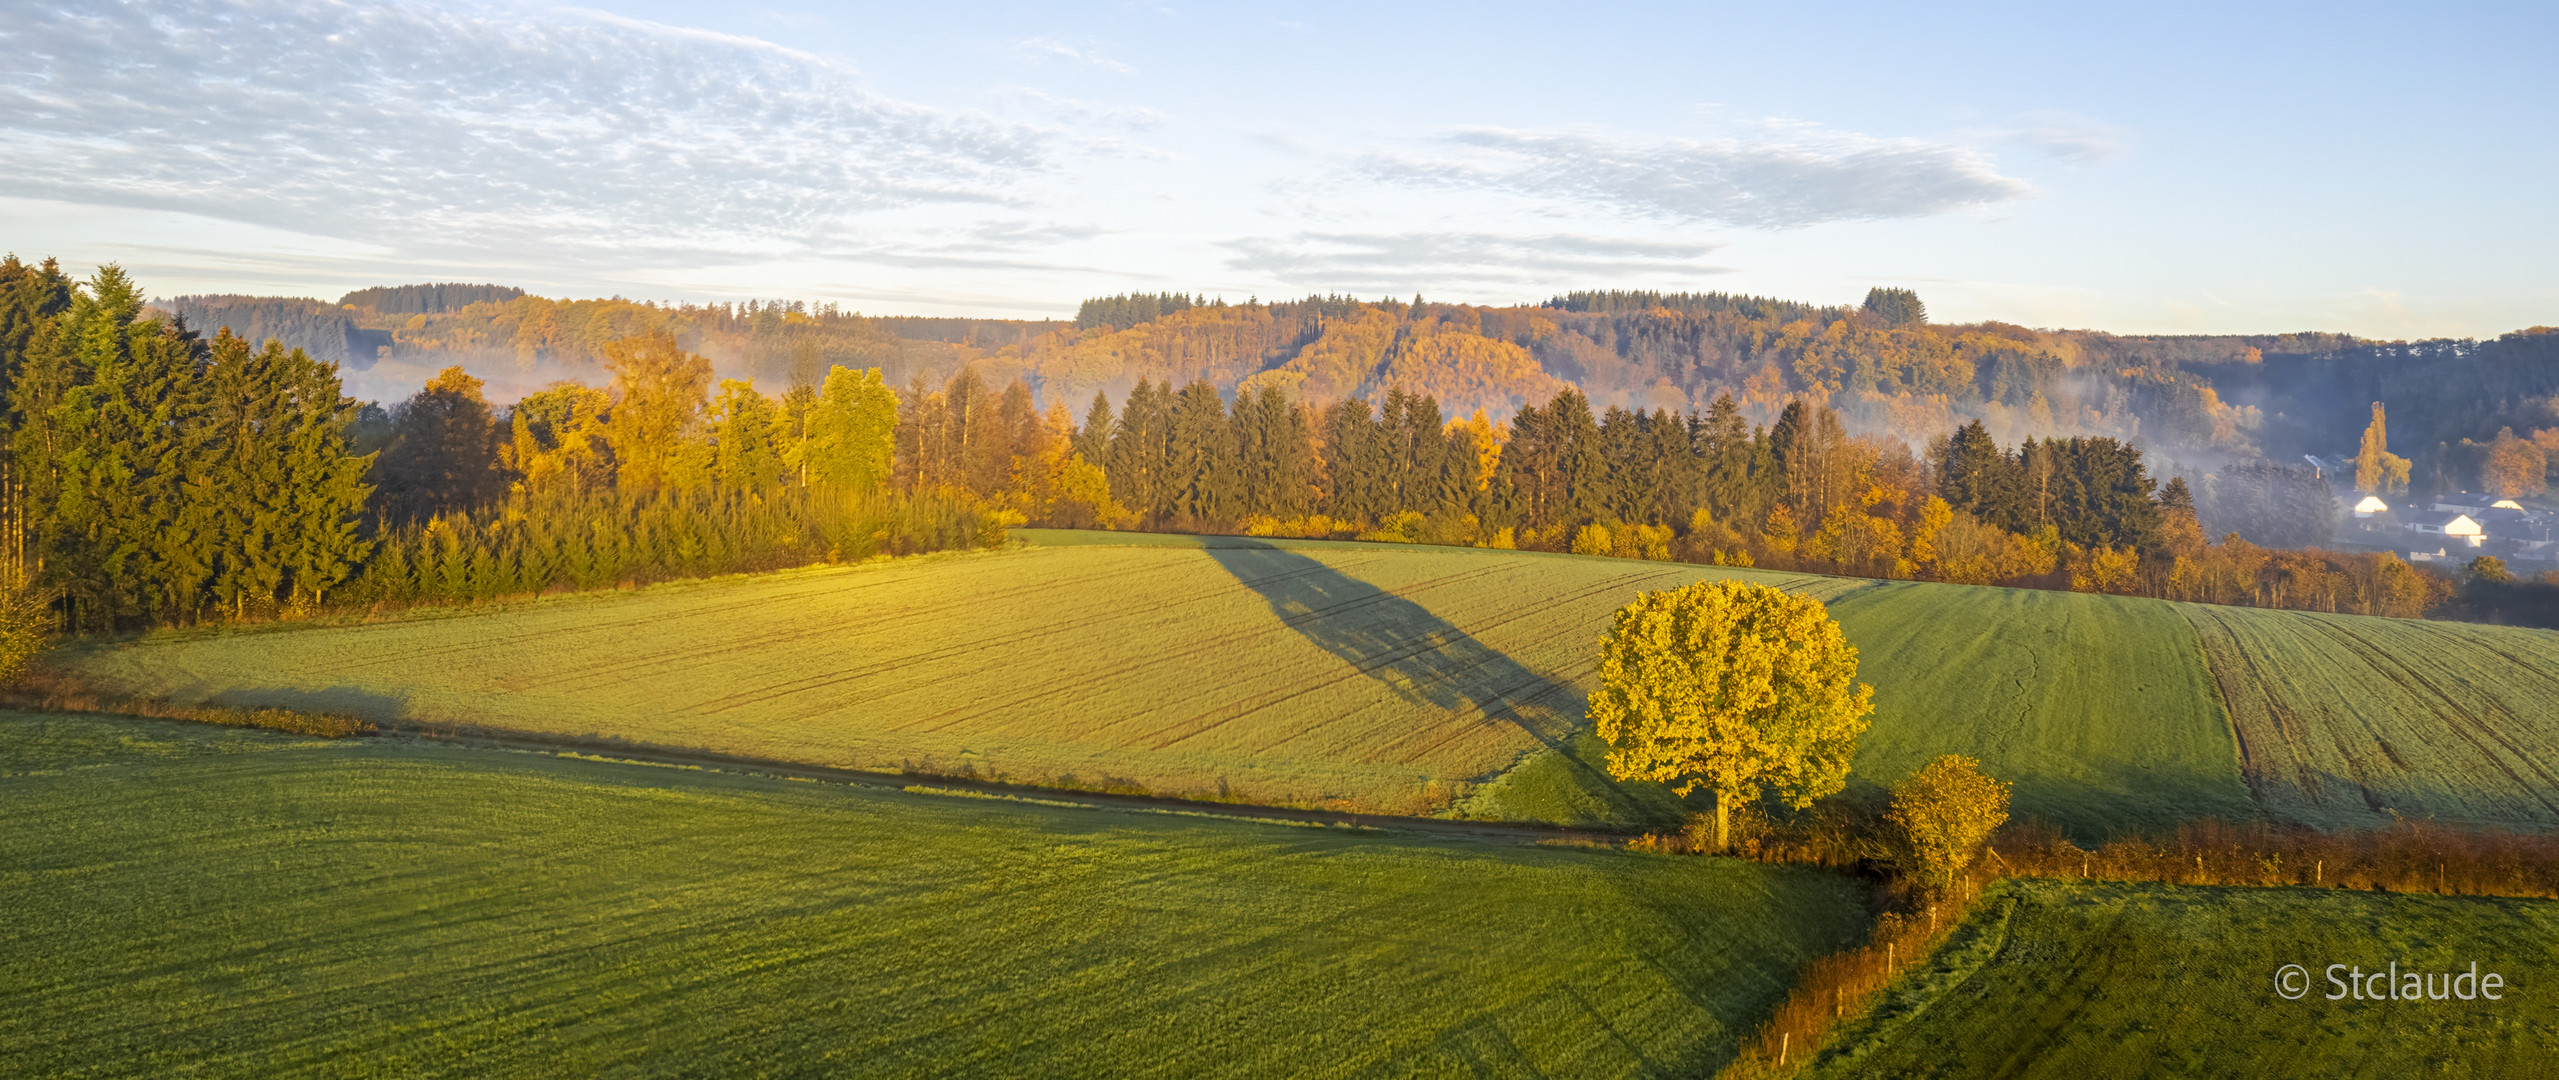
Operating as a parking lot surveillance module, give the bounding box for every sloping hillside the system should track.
[63,532,2270,834]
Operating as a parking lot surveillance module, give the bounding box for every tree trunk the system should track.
[1715,788,1732,852]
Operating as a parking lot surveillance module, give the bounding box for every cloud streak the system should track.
[1226,231,1728,295]
[0,0,1051,263]
[1361,126,2032,228]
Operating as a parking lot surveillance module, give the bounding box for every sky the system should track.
[3,0,2553,337]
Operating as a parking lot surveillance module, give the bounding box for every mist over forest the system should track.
[156,281,2559,507]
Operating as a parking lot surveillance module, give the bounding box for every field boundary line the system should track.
[375,717,1643,844]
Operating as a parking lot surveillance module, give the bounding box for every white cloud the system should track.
[2006,113,2127,164]
[0,0,1052,264]
[1014,36,1134,74]
[1226,231,1728,296]
[1360,126,2033,229]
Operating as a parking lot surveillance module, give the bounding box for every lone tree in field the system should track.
[1886,754,2012,892]
[1589,580,1874,851]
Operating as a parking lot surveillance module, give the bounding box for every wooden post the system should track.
[1887,942,1894,974]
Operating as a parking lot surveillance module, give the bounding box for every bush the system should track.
[1886,755,2012,892]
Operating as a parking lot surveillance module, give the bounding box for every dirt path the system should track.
[386,719,1643,846]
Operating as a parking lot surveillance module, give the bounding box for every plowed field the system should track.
[2182,603,2559,830]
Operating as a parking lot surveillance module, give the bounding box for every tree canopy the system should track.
[1587,580,1874,850]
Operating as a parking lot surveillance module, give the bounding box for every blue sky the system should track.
[3,0,2551,336]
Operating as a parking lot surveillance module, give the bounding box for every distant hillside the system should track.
[153,281,2559,481]
[155,295,390,367]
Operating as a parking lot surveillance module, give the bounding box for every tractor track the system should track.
[380,719,1643,846]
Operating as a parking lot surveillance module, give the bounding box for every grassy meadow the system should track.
[0,711,1867,1079]
[2183,603,2559,831]
[53,529,2559,837]
[1808,878,2559,1078]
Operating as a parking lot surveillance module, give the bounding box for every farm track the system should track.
[379,718,1639,845]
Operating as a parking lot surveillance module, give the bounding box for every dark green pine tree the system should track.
[273,341,375,607]
[1697,393,1757,522]
[0,255,75,408]
[1230,384,1298,518]
[196,329,288,619]
[1378,388,1447,516]
[1935,420,2006,515]
[1166,381,1236,524]
[1076,390,1115,463]
[44,267,214,627]
[1271,393,1320,518]
[1438,422,1481,521]
[1593,406,1647,523]
[1320,398,1383,523]
[1109,380,1175,522]
[1548,388,1603,530]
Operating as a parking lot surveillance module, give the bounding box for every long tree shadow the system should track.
[1205,541,1668,821]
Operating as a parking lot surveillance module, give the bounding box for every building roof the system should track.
[2405,510,2483,534]
[2435,492,2528,511]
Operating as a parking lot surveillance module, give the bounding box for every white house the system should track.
[2352,494,2390,516]
[2406,511,2486,546]
[2433,493,2526,513]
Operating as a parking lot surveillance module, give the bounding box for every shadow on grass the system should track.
[1205,540,1680,824]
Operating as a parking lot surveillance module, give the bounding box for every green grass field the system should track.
[1808,878,2559,1078]
[57,530,2559,837]
[2183,603,2559,831]
[0,710,1866,1079]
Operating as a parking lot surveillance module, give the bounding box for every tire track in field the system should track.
[872,562,1523,739]
[2185,606,2320,808]
[2298,618,2559,819]
[493,554,1254,696]
[673,556,1490,730]
[293,575,912,677]
[520,552,1395,704]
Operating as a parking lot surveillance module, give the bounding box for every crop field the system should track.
[1809,878,2559,1077]
[65,532,2235,833]
[56,535,1856,818]
[1821,583,2251,836]
[0,711,1866,1079]
[2181,604,2559,831]
[64,529,2554,836]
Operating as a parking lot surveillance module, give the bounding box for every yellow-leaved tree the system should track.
[794,365,900,493]
[1885,754,2012,892]
[1589,580,1875,851]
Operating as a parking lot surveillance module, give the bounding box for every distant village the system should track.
[2308,455,2555,572]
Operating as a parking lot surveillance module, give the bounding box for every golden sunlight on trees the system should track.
[601,330,715,493]
[1885,754,2013,892]
[506,382,613,493]
[2482,428,2549,498]
[2353,402,2412,495]
[0,563,54,686]
[1588,580,1874,851]
[794,365,899,492]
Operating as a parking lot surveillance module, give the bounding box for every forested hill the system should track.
[146,281,2555,468]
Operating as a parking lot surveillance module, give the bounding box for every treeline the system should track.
[0,257,999,632]
[896,364,2476,621]
[1075,292,1202,332]
[157,295,389,367]
[340,282,524,315]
